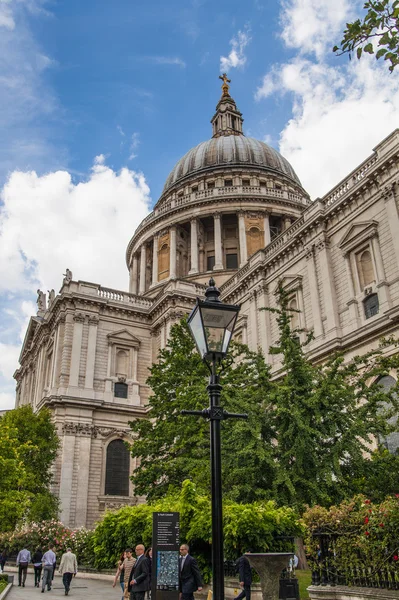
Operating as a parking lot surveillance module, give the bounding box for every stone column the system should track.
[33,347,45,408]
[284,216,291,230]
[316,238,340,336]
[152,235,159,287]
[84,316,98,389]
[305,246,323,338]
[130,254,138,295]
[69,314,85,387]
[213,213,223,270]
[343,253,360,327]
[189,219,199,274]
[170,226,177,279]
[75,434,92,527]
[238,211,247,267]
[264,212,271,246]
[139,244,147,294]
[248,291,258,351]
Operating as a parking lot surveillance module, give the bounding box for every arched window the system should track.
[363,293,379,319]
[376,375,399,455]
[158,243,169,281]
[105,439,130,496]
[358,249,375,288]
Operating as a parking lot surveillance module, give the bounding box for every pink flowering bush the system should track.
[0,520,94,566]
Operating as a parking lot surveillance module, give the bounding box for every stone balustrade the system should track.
[324,155,378,209]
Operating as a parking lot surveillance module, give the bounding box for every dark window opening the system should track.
[226,254,238,269]
[192,186,198,193]
[232,116,236,129]
[207,255,215,271]
[114,382,128,398]
[364,293,379,319]
[242,179,250,187]
[206,229,214,241]
[105,439,130,496]
[207,182,215,189]
[224,179,233,187]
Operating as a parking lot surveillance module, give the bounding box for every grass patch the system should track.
[297,569,311,599]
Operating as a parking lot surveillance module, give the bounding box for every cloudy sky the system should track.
[1,0,399,409]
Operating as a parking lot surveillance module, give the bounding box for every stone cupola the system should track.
[211,74,244,138]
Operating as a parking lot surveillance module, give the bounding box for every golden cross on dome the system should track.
[219,73,231,96]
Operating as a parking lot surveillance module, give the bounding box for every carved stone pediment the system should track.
[338,221,378,253]
[107,329,141,347]
[273,274,303,295]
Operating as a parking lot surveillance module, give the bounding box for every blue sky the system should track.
[1,0,399,408]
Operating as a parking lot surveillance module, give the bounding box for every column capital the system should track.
[213,211,221,219]
[304,245,314,260]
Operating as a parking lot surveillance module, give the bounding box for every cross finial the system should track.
[219,73,231,96]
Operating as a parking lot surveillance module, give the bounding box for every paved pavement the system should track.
[5,574,123,600]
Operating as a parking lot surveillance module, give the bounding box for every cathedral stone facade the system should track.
[15,79,399,528]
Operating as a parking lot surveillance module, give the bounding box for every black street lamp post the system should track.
[183,278,248,600]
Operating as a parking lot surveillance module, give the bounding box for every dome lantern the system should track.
[211,74,244,138]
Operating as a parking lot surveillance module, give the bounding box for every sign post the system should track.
[152,512,180,600]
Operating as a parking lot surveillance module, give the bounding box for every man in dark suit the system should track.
[179,544,203,600]
[128,544,150,600]
[234,551,252,600]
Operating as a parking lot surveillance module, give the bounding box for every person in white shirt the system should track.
[16,548,31,587]
[41,545,56,593]
[59,548,78,596]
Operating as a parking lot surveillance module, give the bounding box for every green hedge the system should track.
[92,480,303,581]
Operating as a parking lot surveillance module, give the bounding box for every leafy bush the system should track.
[303,494,399,582]
[0,520,94,566]
[92,480,303,581]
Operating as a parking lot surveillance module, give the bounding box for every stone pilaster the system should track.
[59,433,76,525]
[74,434,92,527]
[84,316,99,389]
[305,245,323,338]
[316,237,341,337]
[264,212,271,246]
[255,284,271,359]
[248,291,258,351]
[371,233,391,310]
[343,253,360,329]
[69,313,85,387]
[383,182,399,274]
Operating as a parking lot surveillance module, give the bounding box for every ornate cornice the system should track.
[62,421,132,439]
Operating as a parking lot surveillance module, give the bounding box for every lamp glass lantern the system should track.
[187,298,240,362]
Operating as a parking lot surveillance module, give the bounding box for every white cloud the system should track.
[0,157,151,294]
[255,0,399,198]
[220,26,252,72]
[144,56,186,68]
[129,132,140,161]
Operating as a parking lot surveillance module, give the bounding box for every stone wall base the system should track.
[308,585,399,600]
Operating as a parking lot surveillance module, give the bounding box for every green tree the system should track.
[0,406,60,530]
[343,446,399,502]
[130,320,276,503]
[265,284,399,510]
[333,0,399,72]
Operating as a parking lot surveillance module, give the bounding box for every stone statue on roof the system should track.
[36,289,46,313]
[63,268,72,285]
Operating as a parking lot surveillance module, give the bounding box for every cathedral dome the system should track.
[162,135,301,194]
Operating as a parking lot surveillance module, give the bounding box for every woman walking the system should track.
[113,551,126,600]
[32,548,43,588]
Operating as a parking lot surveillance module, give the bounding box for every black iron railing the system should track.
[310,531,399,590]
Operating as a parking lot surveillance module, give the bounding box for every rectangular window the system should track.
[226,254,238,269]
[207,181,215,189]
[192,186,198,193]
[224,179,233,187]
[114,382,128,398]
[207,255,215,271]
[364,294,379,319]
[242,179,250,187]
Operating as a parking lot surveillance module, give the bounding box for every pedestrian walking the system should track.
[0,550,7,573]
[122,548,136,599]
[179,544,203,600]
[59,547,78,596]
[41,544,56,593]
[128,544,150,600]
[32,548,43,588]
[233,551,252,600]
[16,546,31,587]
[113,551,127,600]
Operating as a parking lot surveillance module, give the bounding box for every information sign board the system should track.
[152,512,180,600]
